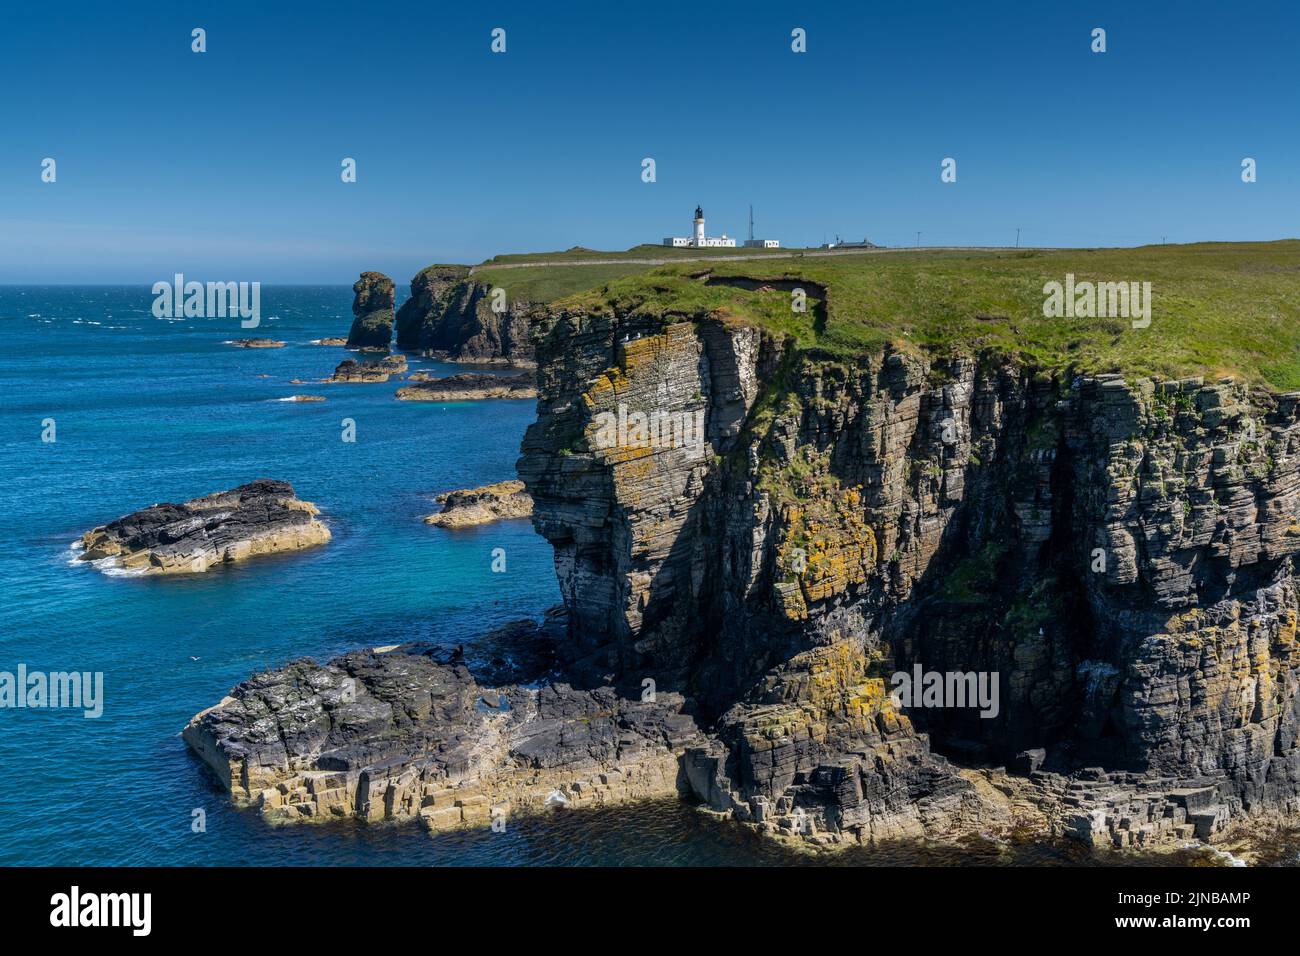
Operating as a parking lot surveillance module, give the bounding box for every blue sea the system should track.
[0,286,1286,866]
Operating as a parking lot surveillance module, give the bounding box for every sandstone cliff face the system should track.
[346,271,395,349]
[516,304,1300,848]
[394,266,534,365]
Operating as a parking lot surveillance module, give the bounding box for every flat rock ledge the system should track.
[182,632,704,831]
[227,338,285,348]
[424,479,533,528]
[78,478,330,574]
[396,373,537,402]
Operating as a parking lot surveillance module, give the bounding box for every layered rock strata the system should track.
[515,302,1300,849]
[424,479,534,528]
[79,479,329,574]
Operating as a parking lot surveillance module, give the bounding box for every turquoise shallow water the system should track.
[0,285,1289,866]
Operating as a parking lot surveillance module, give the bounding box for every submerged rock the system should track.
[396,372,536,402]
[78,479,329,574]
[345,271,395,349]
[424,479,533,528]
[227,338,285,348]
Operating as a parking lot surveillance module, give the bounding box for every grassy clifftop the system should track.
[553,241,1300,390]
[471,262,653,304]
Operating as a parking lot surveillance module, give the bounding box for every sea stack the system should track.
[346,271,395,350]
[78,479,330,574]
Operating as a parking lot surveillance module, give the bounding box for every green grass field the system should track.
[471,262,654,304]
[551,241,1300,391]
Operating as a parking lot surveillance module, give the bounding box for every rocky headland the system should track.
[394,264,535,366]
[396,372,536,402]
[80,479,330,574]
[345,272,396,350]
[423,479,534,528]
[189,248,1300,854]
[512,304,1300,851]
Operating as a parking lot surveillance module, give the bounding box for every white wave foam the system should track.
[67,541,147,577]
[1182,841,1247,866]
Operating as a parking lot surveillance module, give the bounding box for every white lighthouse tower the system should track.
[662,204,737,248]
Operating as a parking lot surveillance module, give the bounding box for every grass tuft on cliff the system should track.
[551,241,1300,391]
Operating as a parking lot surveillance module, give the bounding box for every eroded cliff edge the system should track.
[515,303,1300,849]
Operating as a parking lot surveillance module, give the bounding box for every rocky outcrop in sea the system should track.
[424,479,533,528]
[328,354,407,383]
[395,372,536,402]
[345,272,395,350]
[79,479,330,574]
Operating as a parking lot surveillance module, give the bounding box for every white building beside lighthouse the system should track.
[663,206,736,248]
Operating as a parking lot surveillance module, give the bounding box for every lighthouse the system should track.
[662,205,738,248]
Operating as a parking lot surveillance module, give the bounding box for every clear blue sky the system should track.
[1,0,1295,282]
